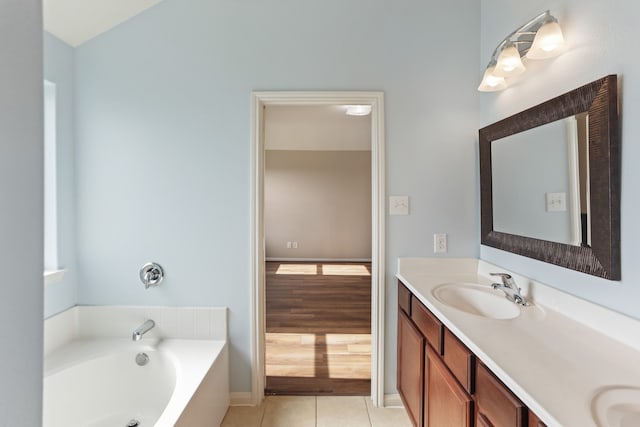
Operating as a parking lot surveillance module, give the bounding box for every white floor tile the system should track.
[261,396,316,427]
[317,396,371,427]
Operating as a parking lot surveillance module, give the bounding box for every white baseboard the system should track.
[383,393,404,408]
[265,257,372,262]
[229,392,254,406]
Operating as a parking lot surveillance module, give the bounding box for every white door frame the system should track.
[250,91,386,406]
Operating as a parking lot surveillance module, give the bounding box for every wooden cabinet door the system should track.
[398,310,425,427]
[476,362,526,427]
[425,347,473,427]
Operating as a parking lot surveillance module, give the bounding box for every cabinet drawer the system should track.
[411,298,443,354]
[398,281,412,315]
[443,329,475,394]
[476,361,526,427]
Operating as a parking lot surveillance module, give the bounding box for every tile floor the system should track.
[221,396,412,427]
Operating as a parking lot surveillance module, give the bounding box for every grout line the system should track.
[258,396,267,427]
[364,396,374,427]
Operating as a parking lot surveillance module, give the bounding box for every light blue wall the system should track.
[480,0,640,320]
[73,0,480,393]
[0,0,44,423]
[44,33,78,318]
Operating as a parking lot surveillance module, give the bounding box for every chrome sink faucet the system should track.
[132,319,155,341]
[490,273,529,306]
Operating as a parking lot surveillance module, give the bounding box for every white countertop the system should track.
[396,258,640,427]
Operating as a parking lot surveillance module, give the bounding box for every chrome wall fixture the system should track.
[139,262,164,289]
[478,10,565,92]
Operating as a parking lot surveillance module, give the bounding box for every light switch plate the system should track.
[389,196,409,215]
[546,192,567,212]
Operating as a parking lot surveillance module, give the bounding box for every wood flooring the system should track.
[265,261,372,395]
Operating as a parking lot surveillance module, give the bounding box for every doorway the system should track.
[251,91,385,406]
[263,105,372,395]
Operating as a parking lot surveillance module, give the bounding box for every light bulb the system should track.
[345,105,372,116]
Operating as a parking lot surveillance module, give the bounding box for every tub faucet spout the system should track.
[132,319,155,341]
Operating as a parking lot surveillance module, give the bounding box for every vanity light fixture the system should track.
[478,10,565,92]
[345,105,372,116]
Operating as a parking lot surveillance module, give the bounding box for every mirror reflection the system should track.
[491,113,591,247]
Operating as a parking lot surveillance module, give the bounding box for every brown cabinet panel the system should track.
[477,413,494,427]
[528,411,547,427]
[425,347,473,427]
[443,329,475,394]
[476,361,526,427]
[411,298,444,354]
[398,281,412,315]
[398,310,425,427]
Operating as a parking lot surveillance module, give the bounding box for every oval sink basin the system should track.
[432,283,521,320]
[592,386,640,427]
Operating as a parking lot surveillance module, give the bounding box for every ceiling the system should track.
[264,106,372,151]
[43,0,163,47]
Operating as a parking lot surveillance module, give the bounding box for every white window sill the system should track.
[44,269,66,286]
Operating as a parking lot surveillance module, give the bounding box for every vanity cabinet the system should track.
[397,281,547,427]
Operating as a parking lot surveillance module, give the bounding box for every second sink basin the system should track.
[591,386,640,427]
[432,283,521,320]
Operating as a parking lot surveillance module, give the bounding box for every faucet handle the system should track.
[140,262,164,289]
[489,272,512,279]
[490,272,518,290]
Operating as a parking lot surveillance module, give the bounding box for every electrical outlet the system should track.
[434,233,447,253]
[286,241,292,249]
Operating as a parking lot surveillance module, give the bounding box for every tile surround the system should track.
[44,305,228,355]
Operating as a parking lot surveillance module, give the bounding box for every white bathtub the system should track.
[44,307,229,427]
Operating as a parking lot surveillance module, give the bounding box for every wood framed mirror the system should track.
[479,75,620,280]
